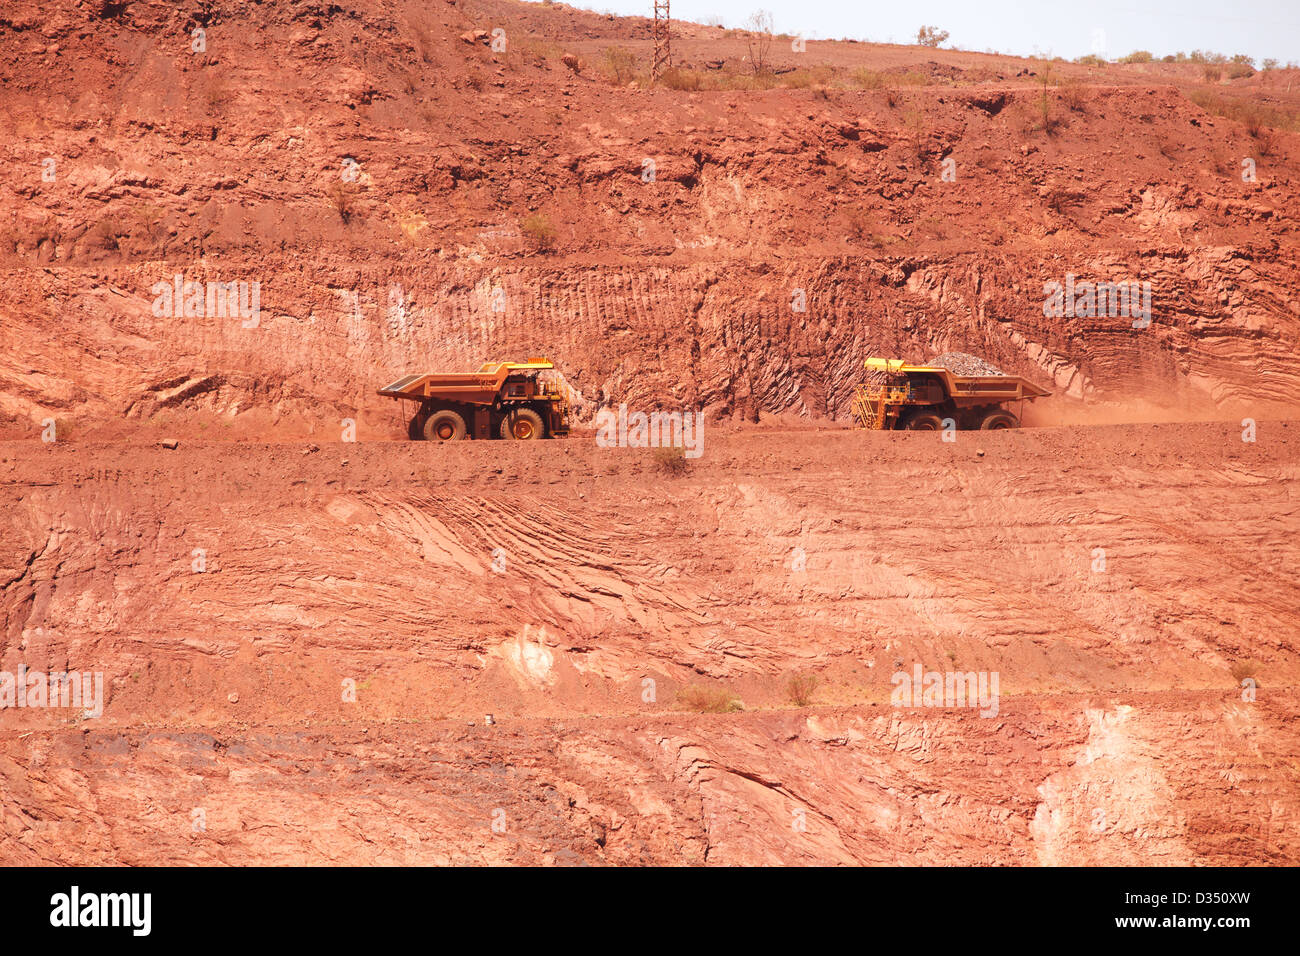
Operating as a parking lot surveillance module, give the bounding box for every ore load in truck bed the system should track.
[929,352,1007,377]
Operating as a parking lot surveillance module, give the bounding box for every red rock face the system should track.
[1,2,1299,865]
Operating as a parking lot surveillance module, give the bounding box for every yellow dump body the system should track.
[378,358,560,406]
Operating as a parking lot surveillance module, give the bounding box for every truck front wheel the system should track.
[500,407,545,440]
[900,410,945,431]
[424,409,467,441]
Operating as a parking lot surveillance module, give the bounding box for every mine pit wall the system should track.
[4,247,1297,438]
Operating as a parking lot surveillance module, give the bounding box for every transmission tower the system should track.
[652,0,671,82]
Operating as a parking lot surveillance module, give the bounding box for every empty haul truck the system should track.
[378,358,570,441]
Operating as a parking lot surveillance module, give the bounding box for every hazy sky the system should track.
[536,0,1300,65]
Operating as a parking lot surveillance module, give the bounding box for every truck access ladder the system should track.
[852,367,914,430]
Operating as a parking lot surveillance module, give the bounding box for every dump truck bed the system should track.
[377,360,556,405]
[936,371,1051,403]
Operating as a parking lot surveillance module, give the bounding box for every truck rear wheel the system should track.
[901,410,945,431]
[980,409,1020,430]
[500,407,545,440]
[423,409,467,441]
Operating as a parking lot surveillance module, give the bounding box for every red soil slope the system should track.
[3,425,1299,864]
[1,1,1298,865]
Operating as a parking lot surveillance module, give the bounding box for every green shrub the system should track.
[1032,72,1065,135]
[676,684,743,713]
[786,672,820,707]
[780,65,834,89]
[521,212,557,253]
[743,10,774,75]
[1187,91,1299,135]
[601,46,637,84]
[89,217,121,250]
[842,207,871,241]
[652,445,689,475]
[658,67,702,90]
[327,181,357,224]
[1060,78,1088,112]
[916,25,949,48]
[850,67,885,89]
[1230,660,1262,686]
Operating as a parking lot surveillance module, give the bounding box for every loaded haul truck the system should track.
[853,357,1049,430]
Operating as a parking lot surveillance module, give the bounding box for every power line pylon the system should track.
[652,0,671,83]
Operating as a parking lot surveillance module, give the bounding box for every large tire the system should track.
[423,409,467,442]
[980,409,1020,430]
[901,410,945,431]
[499,407,545,440]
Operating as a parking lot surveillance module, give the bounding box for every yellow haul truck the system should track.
[378,358,570,441]
[853,357,1050,431]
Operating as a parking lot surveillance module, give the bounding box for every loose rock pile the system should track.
[929,352,1006,376]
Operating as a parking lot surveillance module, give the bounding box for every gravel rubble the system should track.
[929,352,1006,376]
